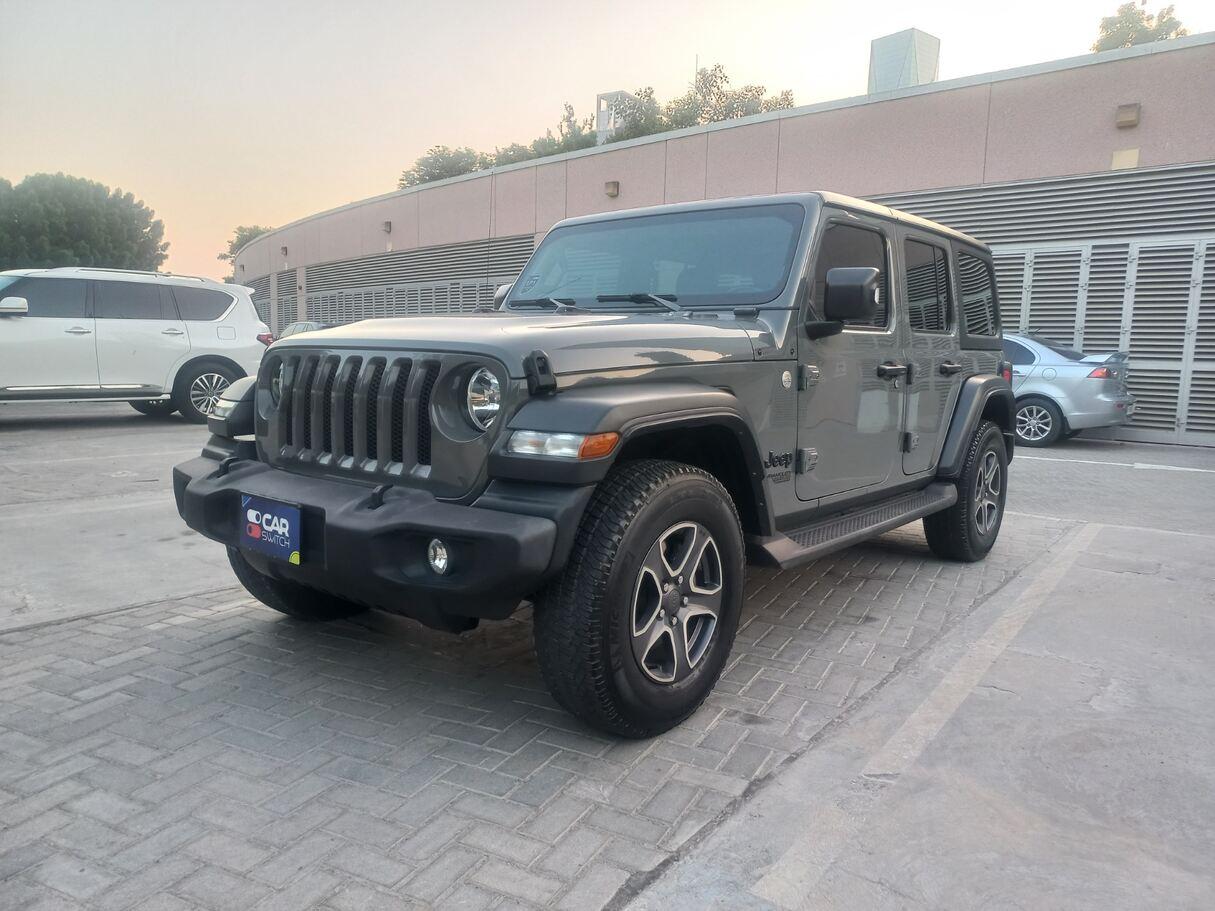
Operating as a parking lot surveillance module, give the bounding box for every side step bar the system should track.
[747,482,958,570]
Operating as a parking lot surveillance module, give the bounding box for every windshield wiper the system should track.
[508,297,588,312]
[594,293,680,312]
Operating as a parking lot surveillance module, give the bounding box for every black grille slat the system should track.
[416,362,440,466]
[389,358,413,464]
[296,356,318,451]
[364,361,386,461]
[310,358,337,451]
[321,361,338,452]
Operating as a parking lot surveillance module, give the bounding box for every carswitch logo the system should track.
[246,508,291,546]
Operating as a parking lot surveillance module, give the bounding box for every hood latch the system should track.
[524,349,558,396]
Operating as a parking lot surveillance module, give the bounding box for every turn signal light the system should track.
[578,432,620,460]
[1087,366,1113,379]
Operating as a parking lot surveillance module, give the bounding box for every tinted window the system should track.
[957,250,998,336]
[508,204,804,309]
[1003,339,1035,365]
[95,281,164,320]
[174,286,234,321]
[812,223,889,328]
[904,240,952,332]
[0,277,87,318]
[1026,335,1085,361]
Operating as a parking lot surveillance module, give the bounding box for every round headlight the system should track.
[466,368,501,431]
[269,361,284,406]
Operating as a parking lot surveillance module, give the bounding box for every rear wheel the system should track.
[227,547,366,621]
[129,399,177,418]
[924,420,1007,562]
[174,362,239,423]
[1014,397,1064,447]
[534,460,744,738]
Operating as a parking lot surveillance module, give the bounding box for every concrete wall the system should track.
[236,35,1215,283]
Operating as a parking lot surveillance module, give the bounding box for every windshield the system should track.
[0,276,23,295]
[508,203,805,309]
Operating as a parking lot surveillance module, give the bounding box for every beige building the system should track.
[236,34,1215,445]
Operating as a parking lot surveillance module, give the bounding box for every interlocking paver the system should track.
[0,516,1059,908]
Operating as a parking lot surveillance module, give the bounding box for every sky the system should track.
[2,0,1213,279]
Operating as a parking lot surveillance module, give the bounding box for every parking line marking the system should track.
[1016,455,1215,473]
[751,522,1102,909]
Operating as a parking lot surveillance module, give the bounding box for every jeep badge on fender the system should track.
[173,192,1013,738]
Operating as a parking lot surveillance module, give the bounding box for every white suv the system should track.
[0,267,270,422]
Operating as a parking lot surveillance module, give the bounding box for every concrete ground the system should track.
[1,402,1213,910]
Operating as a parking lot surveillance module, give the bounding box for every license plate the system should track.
[240,495,302,564]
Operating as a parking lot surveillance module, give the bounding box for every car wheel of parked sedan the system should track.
[1015,396,1064,447]
[128,399,178,418]
[227,547,367,621]
[924,420,1008,562]
[174,362,240,423]
[533,459,745,738]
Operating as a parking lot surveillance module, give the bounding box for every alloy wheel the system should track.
[189,372,231,416]
[973,450,1002,536]
[631,521,723,685]
[1016,404,1052,442]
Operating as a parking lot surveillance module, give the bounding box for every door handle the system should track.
[161,328,185,336]
[939,362,964,375]
[876,362,908,380]
[64,327,93,335]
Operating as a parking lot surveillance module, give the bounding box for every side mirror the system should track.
[493,283,513,310]
[805,268,879,340]
[0,296,29,315]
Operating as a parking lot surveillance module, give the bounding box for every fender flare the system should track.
[488,381,772,533]
[937,375,1015,478]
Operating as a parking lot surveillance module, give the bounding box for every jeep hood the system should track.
[273,311,760,377]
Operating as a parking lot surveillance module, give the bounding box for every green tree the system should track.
[398,146,490,189]
[0,172,168,271]
[218,224,273,281]
[609,65,795,143]
[1093,3,1187,52]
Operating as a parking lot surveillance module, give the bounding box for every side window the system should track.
[811,222,889,328]
[173,287,234,321]
[1003,339,1035,365]
[94,281,164,320]
[903,239,952,333]
[957,250,998,336]
[6,277,88,318]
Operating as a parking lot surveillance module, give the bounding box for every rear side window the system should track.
[174,286,234,321]
[2,277,88,318]
[1003,339,1035,365]
[95,281,164,319]
[811,222,890,328]
[903,239,952,333]
[957,251,998,336]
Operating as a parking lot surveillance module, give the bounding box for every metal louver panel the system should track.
[1128,245,1194,361]
[275,269,298,329]
[992,253,1026,331]
[248,275,271,325]
[1082,243,1130,352]
[1186,372,1215,431]
[1126,367,1181,430]
[1025,249,1082,343]
[1196,246,1215,361]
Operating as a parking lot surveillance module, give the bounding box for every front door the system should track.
[796,213,905,502]
[900,233,965,474]
[94,280,190,394]
[0,276,98,392]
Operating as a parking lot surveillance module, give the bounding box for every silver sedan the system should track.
[1003,333,1136,447]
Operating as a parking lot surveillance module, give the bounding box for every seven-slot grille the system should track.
[261,351,439,473]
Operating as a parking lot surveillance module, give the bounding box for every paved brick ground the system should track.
[0,515,1065,910]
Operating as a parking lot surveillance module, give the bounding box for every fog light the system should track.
[427,538,450,575]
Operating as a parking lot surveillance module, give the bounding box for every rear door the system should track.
[795,211,905,502]
[900,232,964,475]
[94,280,190,394]
[1003,337,1038,391]
[0,276,98,392]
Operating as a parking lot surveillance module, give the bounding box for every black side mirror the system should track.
[805,267,880,339]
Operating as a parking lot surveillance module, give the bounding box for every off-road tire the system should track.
[227,546,367,621]
[129,399,178,417]
[1014,396,1064,447]
[533,459,745,738]
[174,362,240,424]
[924,420,1007,563]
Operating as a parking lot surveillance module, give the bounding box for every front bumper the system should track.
[174,453,591,627]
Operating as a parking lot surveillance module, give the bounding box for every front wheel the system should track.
[923,420,1007,562]
[534,460,745,738]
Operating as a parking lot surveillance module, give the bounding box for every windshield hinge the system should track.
[523,349,558,396]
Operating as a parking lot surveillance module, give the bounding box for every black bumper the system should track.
[173,454,592,627]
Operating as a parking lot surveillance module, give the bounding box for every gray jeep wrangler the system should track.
[174,192,1014,737]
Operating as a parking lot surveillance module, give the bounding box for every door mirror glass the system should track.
[493,283,513,310]
[0,296,29,315]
